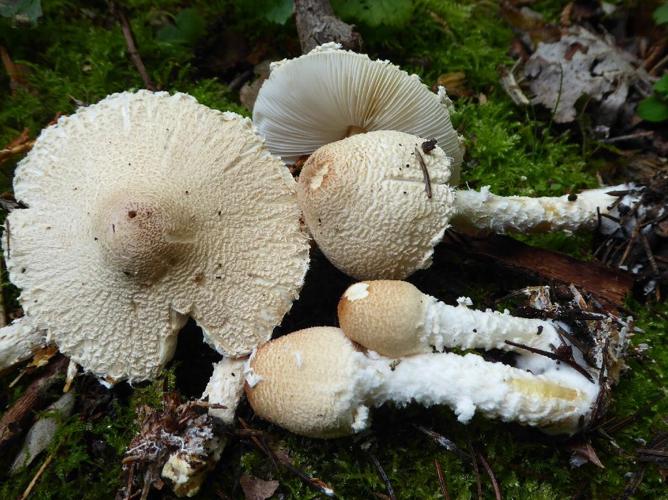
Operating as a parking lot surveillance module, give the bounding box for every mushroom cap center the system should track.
[93,192,194,281]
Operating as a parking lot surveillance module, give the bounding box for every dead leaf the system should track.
[436,72,470,97]
[568,441,605,468]
[524,26,647,124]
[240,474,279,500]
[500,1,560,46]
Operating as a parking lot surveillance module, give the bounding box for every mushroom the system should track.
[3,90,310,382]
[338,281,565,366]
[297,130,630,279]
[244,327,599,438]
[252,43,465,183]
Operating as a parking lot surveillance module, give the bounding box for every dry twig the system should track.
[109,1,155,90]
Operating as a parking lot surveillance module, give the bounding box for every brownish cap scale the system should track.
[245,327,368,439]
[338,281,428,357]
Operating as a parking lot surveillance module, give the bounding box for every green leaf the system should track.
[157,8,206,47]
[653,3,668,24]
[0,0,41,22]
[332,0,413,27]
[654,74,668,95]
[263,0,293,24]
[637,96,668,122]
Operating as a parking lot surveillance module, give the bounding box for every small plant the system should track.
[637,75,668,123]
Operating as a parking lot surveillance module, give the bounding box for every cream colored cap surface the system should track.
[4,90,310,382]
[253,43,464,182]
[245,327,369,438]
[297,130,456,280]
[338,281,428,357]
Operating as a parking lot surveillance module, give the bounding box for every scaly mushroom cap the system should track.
[297,130,456,280]
[338,281,428,357]
[253,43,464,183]
[4,90,310,382]
[245,327,372,438]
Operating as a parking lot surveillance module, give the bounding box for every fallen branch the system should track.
[0,355,68,454]
[0,128,35,166]
[434,459,451,500]
[294,0,362,53]
[442,230,634,309]
[109,2,156,91]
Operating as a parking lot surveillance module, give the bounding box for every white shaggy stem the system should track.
[0,317,47,371]
[452,185,628,234]
[425,300,561,353]
[202,357,247,425]
[370,352,598,434]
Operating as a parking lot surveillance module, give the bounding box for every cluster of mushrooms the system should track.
[1,43,635,493]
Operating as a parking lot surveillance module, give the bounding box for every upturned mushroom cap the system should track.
[245,327,372,438]
[338,281,428,357]
[4,90,310,382]
[253,43,464,183]
[297,130,456,280]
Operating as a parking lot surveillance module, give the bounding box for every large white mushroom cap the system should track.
[4,90,310,383]
[253,43,465,183]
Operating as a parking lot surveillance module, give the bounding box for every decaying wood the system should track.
[0,355,68,454]
[444,230,634,308]
[294,0,362,53]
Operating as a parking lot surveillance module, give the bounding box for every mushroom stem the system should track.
[338,281,563,361]
[371,352,596,434]
[450,185,630,234]
[202,356,247,425]
[424,297,561,352]
[0,317,47,372]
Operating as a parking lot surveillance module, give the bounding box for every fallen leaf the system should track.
[524,26,646,124]
[436,72,470,97]
[240,474,279,500]
[568,441,605,468]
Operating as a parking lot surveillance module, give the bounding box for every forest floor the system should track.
[0,1,666,498]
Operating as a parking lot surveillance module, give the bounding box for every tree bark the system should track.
[294,0,362,53]
[444,231,634,309]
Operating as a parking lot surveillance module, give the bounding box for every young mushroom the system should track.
[2,90,310,383]
[338,280,566,365]
[253,43,465,183]
[297,130,629,279]
[244,327,599,438]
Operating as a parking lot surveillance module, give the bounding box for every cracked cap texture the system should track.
[4,90,310,382]
[298,130,456,280]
